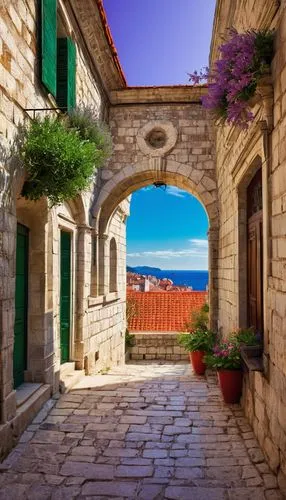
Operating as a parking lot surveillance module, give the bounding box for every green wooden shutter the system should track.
[41,0,57,97]
[57,37,76,111]
[67,38,76,110]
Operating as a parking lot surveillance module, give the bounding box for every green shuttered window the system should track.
[41,0,57,97]
[57,38,76,111]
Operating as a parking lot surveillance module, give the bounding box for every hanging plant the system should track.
[19,107,112,206]
[189,29,274,129]
[66,106,113,163]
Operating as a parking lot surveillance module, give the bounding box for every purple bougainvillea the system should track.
[189,29,274,129]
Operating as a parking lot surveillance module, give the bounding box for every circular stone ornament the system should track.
[146,128,167,149]
[137,121,178,156]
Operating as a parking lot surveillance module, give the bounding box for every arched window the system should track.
[90,234,98,296]
[109,237,117,292]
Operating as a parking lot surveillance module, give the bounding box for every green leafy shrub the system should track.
[185,302,209,332]
[19,109,112,206]
[66,106,112,162]
[125,330,135,349]
[178,329,216,353]
[230,327,259,346]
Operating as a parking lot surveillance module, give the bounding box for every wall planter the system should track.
[240,345,263,371]
[217,369,243,403]
[189,29,274,129]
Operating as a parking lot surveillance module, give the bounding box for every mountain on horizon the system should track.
[127,265,162,274]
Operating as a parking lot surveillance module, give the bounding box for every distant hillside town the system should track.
[127,270,193,292]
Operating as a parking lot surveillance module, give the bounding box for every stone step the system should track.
[14,384,51,436]
[59,369,85,394]
[60,362,76,377]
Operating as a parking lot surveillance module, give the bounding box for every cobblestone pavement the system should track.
[0,362,284,499]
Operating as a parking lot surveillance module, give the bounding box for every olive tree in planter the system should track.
[18,107,112,206]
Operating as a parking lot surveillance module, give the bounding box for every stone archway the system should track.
[93,160,219,330]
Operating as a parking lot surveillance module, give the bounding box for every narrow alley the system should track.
[0,362,283,499]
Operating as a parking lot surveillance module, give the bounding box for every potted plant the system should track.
[204,341,243,403]
[189,29,274,129]
[232,327,263,370]
[17,106,112,206]
[204,328,260,403]
[178,328,216,375]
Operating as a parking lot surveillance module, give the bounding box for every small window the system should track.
[90,235,98,296]
[109,238,117,293]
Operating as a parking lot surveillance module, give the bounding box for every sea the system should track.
[149,270,208,291]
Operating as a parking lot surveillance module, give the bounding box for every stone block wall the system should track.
[85,210,127,373]
[0,0,127,459]
[94,96,219,331]
[212,0,286,491]
[128,333,188,361]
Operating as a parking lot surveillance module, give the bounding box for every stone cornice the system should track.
[109,86,208,106]
[68,0,126,94]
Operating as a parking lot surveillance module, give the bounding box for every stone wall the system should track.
[0,0,127,459]
[211,0,286,492]
[128,333,188,361]
[94,94,219,331]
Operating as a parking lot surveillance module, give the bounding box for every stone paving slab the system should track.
[0,361,284,499]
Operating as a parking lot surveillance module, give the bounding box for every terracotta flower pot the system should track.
[217,369,243,403]
[189,351,206,375]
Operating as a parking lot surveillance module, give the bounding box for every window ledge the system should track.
[88,292,119,308]
[88,296,104,307]
[241,345,264,372]
[105,291,119,303]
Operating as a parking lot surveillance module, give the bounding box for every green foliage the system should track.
[67,106,112,161]
[19,108,112,206]
[230,327,259,346]
[253,29,274,69]
[185,302,209,332]
[125,329,135,349]
[178,329,216,353]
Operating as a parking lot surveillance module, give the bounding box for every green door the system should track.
[13,223,29,388]
[60,231,71,363]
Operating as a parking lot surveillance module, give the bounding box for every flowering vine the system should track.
[189,29,274,129]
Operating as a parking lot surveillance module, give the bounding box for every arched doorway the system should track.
[93,162,219,330]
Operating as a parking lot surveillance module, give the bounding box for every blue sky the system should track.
[126,187,209,270]
[103,1,215,269]
[103,0,216,86]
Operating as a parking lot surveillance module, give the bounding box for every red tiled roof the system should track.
[127,291,208,332]
[95,0,127,86]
